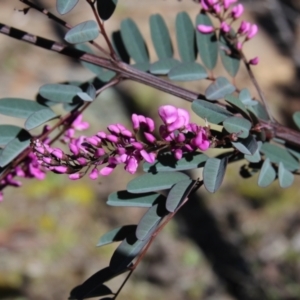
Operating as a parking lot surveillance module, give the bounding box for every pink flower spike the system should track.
[249,57,259,65]
[73,114,90,131]
[146,117,155,132]
[77,157,87,166]
[197,24,215,34]
[231,4,244,19]
[97,131,106,139]
[158,105,178,124]
[177,133,186,143]
[51,148,64,160]
[177,108,190,127]
[100,164,116,176]
[43,157,52,164]
[125,157,139,174]
[53,166,68,173]
[167,116,185,132]
[89,168,99,180]
[200,0,210,11]
[247,24,258,39]
[236,41,243,50]
[15,167,25,177]
[86,136,100,146]
[221,22,231,33]
[174,149,183,160]
[106,134,119,143]
[69,173,81,180]
[131,114,140,130]
[108,124,120,135]
[69,142,79,156]
[0,192,4,202]
[120,129,133,138]
[213,4,221,14]
[140,150,156,164]
[35,146,45,154]
[95,148,106,158]
[223,0,238,10]
[144,132,156,144]
[132,142,144,150]
[238,21,250,34]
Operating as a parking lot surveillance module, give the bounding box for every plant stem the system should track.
[86,0,117,59]
[113,270,133,300]
[19,0,110,56]
[0,23,300,147]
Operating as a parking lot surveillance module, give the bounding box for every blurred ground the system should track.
[1,1,300,300]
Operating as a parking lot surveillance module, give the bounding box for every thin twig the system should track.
[86,0,117,59]
[0,24,300,147]
[19,0,110,56]
[113,270,133,300]
[240,52,275,122]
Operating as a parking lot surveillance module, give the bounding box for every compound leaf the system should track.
[260,142,299,171]
[176,12,196,62]
[136,203,167,240]
[205,77,236,100]
[232,135,258,155]
[166,179,195,212]
[219,32,240,77]
[244,141,262,163]
[112,30,130,63]
[25,108,57,130]
[127,172,189,194]
[107,191,165,207]
[0,125,23,145]
[192,99,233,124]
[96,0,118,21]
[120,18,149,63]
[168,62,207,81]
[0,130,31,167]
[39,84,82,103]
[150,14,173,59]
[196,12,218,70]
[0,98,46,119]
[239,88,256,106]
[65,20,99,44]
[56,0,79,15]
[97,225,137,247]
[150,58,180,75]
[258,158,276,187]
[247,102,269,121]
[144,152,208,173]
[203,157,228,193]
[225,94,249,117]
[278,162,294,188]
[223,116,251,138]
[110,233,150,272]
[69,267,125,299]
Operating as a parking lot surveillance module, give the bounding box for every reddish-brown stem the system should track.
[0,24,300,146]
[86,0,117,59]
[19,0,110,56]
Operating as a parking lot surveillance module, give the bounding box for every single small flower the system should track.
[247,24,258,39]
[231,4,244,19]
[249,56,259,65]
[221,21,231,33]
[197,24,215,34]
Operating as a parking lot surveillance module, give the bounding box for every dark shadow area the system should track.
[175,192,267,300]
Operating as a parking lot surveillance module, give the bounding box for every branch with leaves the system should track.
[1,0,300,298]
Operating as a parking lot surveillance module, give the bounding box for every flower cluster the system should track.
[0,152,46,202]
[197,0,259,65]
[32,105,210,181]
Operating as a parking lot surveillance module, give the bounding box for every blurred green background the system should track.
[1,1,300,299]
